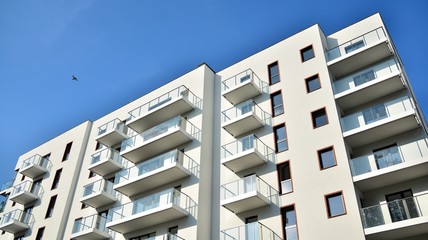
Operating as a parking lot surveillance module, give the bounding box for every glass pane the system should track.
[302,47,314,61]
[354,70,375,86]
[320,148,335,169]
[272,93,284,116]
[307,77,320,92]
[345,40,365,54]
[327,194,345,217]
[374,145,402,169]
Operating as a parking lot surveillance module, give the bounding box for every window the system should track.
[354,69,375,86]
[95,141,103,150]
[274,124,288,152]
[305,75,321,93]
[344,40,365,54]
[300,45,314,62]
[318,147,336,169]
[268,62,280,85]
[363,104,387,124]
[45,195,57,218]
[373,144,402,169]
[277,162,292,194]
[271,91,284,117]
[81,203,89,209]
[311,108,328,128]
[20,174,25,181]
[168,226,178,239]
[281,206,298,240]
[131,232,156,240]
[51,169,62,190]
[326,192,346,218]
[88,170,96,178]
[385,189,419,222]
[35,227,45,240]
[62,142,73,161]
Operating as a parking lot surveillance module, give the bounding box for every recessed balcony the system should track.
[9,181,43,205]
[222,100,270,137]
[0,209,34,234]
[96,118,128,147]
[222,69,267,105]
[220,175,274,214]
[326,27,393,78]
[220,221,282,240]
[121,116,200,163]
[89,148,126,177]
[221,134,274,173]
[361,193,428,240]
[349,139,428,192]
[333,58,405,110]
[341,95,419,148]
[127,86,200,133]
[81,179,117,209]
[71,214,110,240]
[19,154,51,179]
[106,188,196,234]
[114,150,197,196]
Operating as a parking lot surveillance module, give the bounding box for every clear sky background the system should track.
[1,0,427,185]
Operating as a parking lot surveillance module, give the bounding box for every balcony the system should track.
[333,58,404,110]
[114,150,198,196]
[9,181,43,205]
[361,193,428,240]
[222,100,270,137]
[349,139,428,191]
[0,180,13,195]
[131,234,184,240]
[95,118,128,147]
[220,175,275,214]
[19,154,51,179]
[71,214,110,240]
[89,148,126,177]
[221,134,274,173]
[127,86,201,133]
[121,116,200,163]
[326,27,392,78]
[106,188,196,234]
[341,95,418,147]
[222,69,267,105]
[0,209,34,234]
[81,179,117,209]
[221,222,282,240]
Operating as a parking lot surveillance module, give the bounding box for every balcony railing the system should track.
[21,154,51,176]
[72,214,109,236]
[350,139,428,176]
[98,118,127,137]
[222,100,270,124]
[221,222,282,240]
[341,95,414,132]
[83,179,115,198]
[0,180,13,193]
[221,175,275,201]
[10,180,43,205]
[326,27,386,62]
[0,209,34,233]
[89,147,126,176]
[360,193,428,229]
[333,58,400,95]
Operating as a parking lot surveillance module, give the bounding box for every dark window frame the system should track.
[268,61,281,85]
[300,45,315,62]
[45,195,57,219]
[318,146,337,170]
[305,74,321,93]
[277,161,293,195]
[311,108,329,128]
[325,191,347,218]
[273,124,288,153]
[62,142,73,161]
[270,91,284,117]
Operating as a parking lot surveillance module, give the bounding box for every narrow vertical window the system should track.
[268,62,280,85]
[95,141,103,150]
[88,170,96,178]
[305,74,321,93]
[45,195,57,218]
[281,206,298,240]
[51,169,62,190]
[35,227,45,240]
[300,45,315,62]
[318,147,336,169]
[271,91,284,116]
[326,192,346,218]
[168,225,178,239]
[62,142,73,161]
[311,108,328,128]
[277,162,292,194]
[274,124,288,152]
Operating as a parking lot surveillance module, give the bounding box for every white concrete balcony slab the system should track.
[89,148,126,177]
[222,100,270,137]
[114,150,197,196]
[326,27,393,78]
[96,118,128,147]
[0,180,14,195]
[333,58,405,110]
[19,154,51,179]
[127,86,201,133]
[221,134,274,173]
[350,139,428,191]
[341,95,419,148]
[361,193,428,240]
[81,179,117,209]
[71,214,110,240]
[220,175,275,214]
[9,180,43,205]
[121,116,200,163]
[0,209,33,234]
[106,188,195,234]
[220,221,282,240]
[222,69,267,105]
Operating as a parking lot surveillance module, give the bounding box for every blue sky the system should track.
[1,0,427,184]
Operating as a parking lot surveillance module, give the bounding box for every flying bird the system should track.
[72,75,78,81]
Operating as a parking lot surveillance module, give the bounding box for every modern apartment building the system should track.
[1,13,427,240]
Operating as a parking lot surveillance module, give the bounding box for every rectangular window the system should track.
[281,206,298,240]
[363,104,387,124]
[305,75,321,93]
[51,169,62,190]
[168,226,178,234]
[271,91,284,116]
[268,62,280,85]
[311,108,328,128]
[62,142,73,161]
[277,162,292,194]
[300,45,315,62]
[88,170,96,178]
[344,40,365,54]
[326,192,346,218]
[274,124,288,152]
[40,154,50,168]
[385,189,419,222]
[81,203,89,209]
[45,195,57,218]
[318,147,336,169]
[373,144,402,169]
[131,232,156,240]
[95,141,103,150]
[35,227,45,240]
[354,69,375,86]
